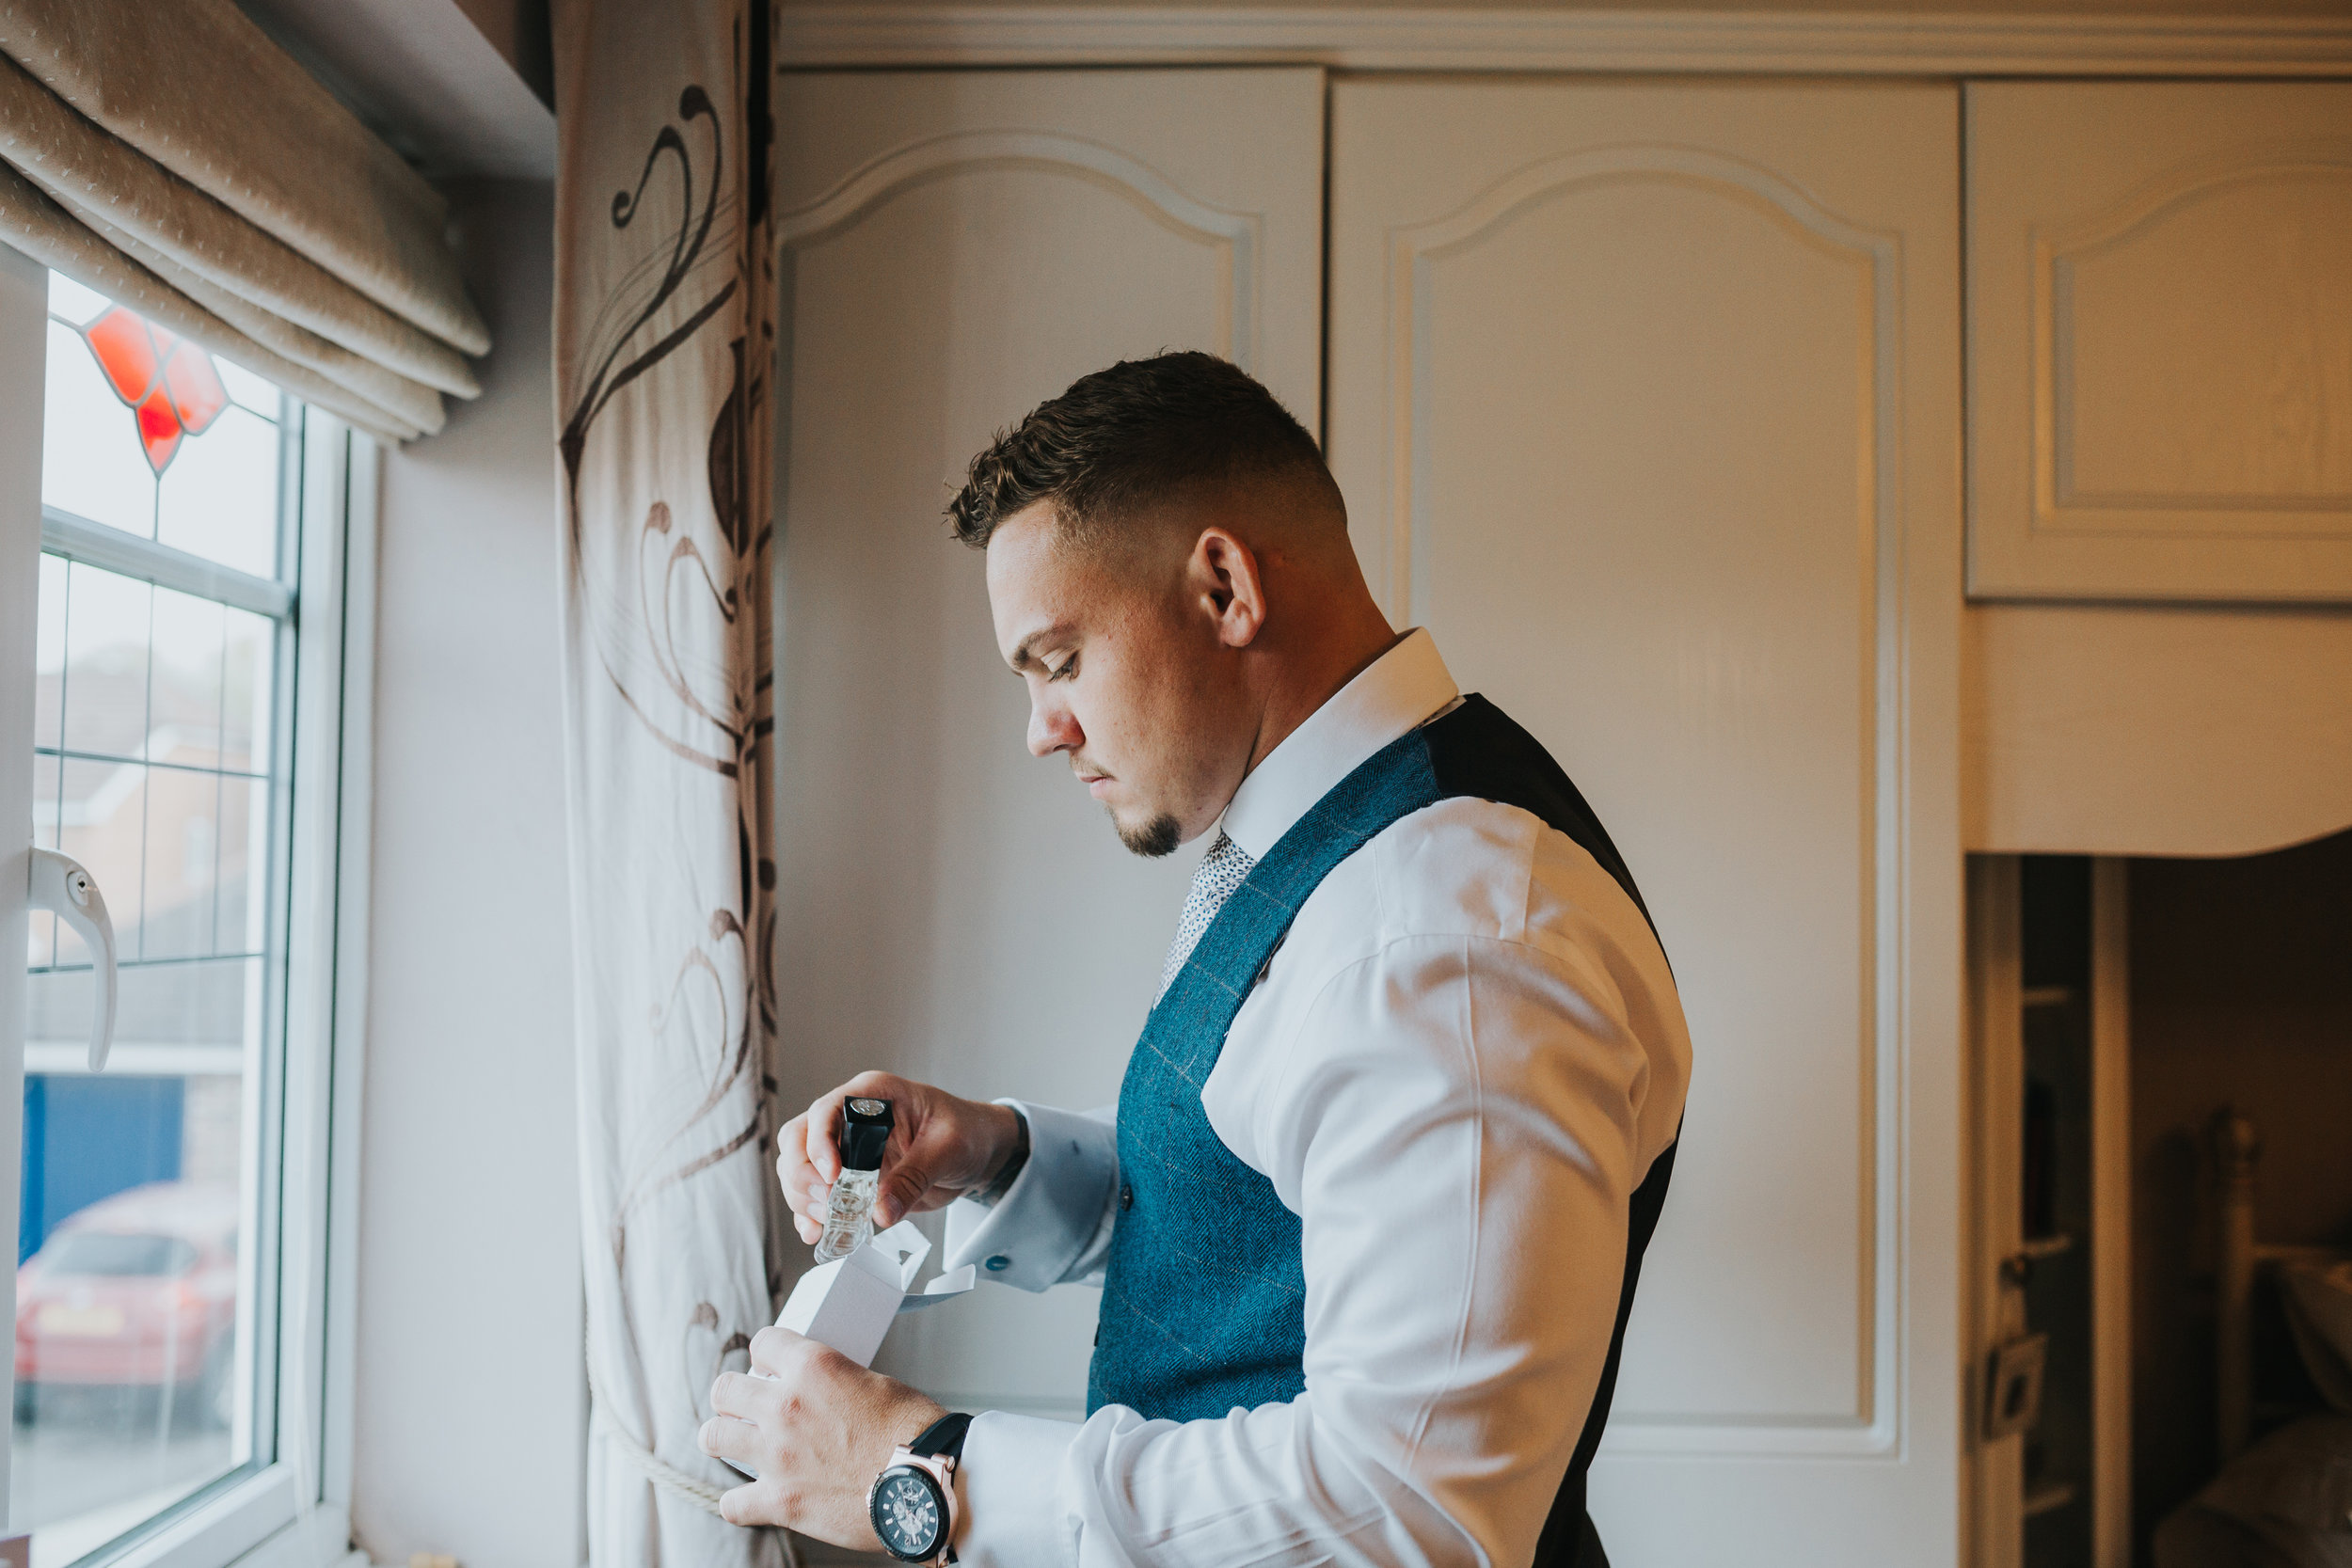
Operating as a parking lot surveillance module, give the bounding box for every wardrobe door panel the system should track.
[772,68,1324,1429]
[1968,82,2352,600]
[1330,80,1962,1565]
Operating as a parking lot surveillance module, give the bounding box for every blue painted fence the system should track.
[18,1074,184,1263]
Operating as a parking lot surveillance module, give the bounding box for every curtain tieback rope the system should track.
[586,1379,728,1516]
[582,1372,808,1566]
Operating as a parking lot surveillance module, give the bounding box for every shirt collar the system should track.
[1218,628,1461,862]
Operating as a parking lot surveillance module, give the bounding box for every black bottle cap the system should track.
[837,1098,893,1172]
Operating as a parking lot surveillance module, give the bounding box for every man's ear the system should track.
[1190,528,1267,649]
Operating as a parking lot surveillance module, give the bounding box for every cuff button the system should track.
[985,1255,1010,1272]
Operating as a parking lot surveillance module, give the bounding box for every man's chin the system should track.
[1113,810,1183,859]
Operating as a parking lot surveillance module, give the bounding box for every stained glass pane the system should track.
[43,319,157,541]
[156,338,229,442]
[215,360,279,422]
[156,406,278,578]
[45,274,110,329]
[42,272,286,578]
[80,309,231,478]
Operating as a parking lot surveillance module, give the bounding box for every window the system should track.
[11,271,366,1568]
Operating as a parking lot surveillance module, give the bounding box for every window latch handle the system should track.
[27,847,118,1071]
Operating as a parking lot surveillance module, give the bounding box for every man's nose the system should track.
[1028,695,1080,758]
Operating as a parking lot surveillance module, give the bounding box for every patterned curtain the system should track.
[551,3,784,1563]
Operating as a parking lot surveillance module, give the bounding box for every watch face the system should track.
[872,1468,944,1559]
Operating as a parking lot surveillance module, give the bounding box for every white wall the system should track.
[354,179,583,1568]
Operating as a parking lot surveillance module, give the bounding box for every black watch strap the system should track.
[909,1411,973,1462]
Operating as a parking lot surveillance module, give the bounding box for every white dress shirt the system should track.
[942,629,1692,1568]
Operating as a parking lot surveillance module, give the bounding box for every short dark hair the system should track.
[946,352,1337,550]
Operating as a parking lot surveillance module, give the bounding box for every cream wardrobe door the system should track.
[1329,82,1963,1564]
[772,69,1323,1425]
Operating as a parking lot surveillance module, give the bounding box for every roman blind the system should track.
[0,0,488,442]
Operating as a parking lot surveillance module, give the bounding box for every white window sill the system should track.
[86,1463,352,1568]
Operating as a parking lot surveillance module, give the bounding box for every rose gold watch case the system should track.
[868,1445,959,1565]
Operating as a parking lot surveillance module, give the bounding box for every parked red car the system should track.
[14,1181,242,1428]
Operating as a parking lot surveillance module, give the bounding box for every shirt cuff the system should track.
[943,1101,1119,1292]
[954,1410,1082,1568]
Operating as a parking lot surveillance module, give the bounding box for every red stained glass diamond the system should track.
[162,341,227,436]
[135,386,183,471]
[80,305,230,474]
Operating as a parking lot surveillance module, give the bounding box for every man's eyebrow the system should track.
[1008,623,1076,672]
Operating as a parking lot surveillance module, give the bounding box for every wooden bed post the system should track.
[2212,1107,2261,1463]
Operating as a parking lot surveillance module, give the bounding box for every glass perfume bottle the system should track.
[814,1097,893,1261]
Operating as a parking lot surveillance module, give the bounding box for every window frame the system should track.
[5,276,375,1568]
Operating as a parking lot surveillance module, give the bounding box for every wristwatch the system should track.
[868,1411,972,1563]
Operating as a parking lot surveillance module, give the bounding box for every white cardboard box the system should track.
[773,1220,977,1368]
[723,1223,977,1479]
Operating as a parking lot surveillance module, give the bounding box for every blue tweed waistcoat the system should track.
[1089,695,1677,1568]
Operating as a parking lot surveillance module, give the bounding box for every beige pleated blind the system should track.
[0,0,488,442]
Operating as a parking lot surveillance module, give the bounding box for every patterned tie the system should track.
[1158,831,1257,999]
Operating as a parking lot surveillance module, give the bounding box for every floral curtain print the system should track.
[551,1,784,1563]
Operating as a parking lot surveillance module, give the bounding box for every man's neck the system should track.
[1241,625,1411,781]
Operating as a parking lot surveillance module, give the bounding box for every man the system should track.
[699,353,1691,1568]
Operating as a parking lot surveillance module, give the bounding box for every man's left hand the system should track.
[700,1327,948,1545]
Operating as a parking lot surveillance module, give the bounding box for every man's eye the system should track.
[1047,655,1078,682]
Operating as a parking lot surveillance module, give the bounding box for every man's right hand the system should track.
[777,1071,1025,1244]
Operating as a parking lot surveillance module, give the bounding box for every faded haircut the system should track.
[946,351,1339,551]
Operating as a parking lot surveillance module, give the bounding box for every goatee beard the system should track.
[1118,811,1182,859]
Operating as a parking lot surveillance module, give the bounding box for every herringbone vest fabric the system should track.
[1089,695,1677,1568]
